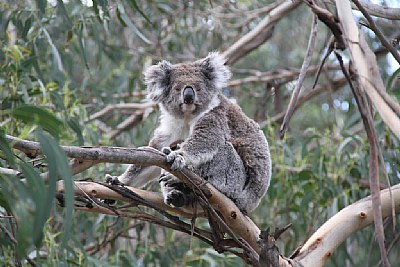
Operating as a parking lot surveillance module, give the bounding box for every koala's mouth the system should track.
[181,103,196,113]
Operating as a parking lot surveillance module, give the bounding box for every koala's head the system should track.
[144,52,231,118]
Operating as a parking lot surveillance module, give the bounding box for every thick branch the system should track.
[295,184,400,267]
[7,135,261,254]
[335,1,400,138]
[57,181,197,218]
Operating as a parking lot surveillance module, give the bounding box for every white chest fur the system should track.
[155,96,220,147]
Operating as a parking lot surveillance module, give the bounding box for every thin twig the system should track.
[87,102,154,122]
[108,110,145,139]
[303,0,345,49]
[311,35,335,90]
[280,13,319,139]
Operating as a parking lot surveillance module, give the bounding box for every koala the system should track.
[115,52,271,213]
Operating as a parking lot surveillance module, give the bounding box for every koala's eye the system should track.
[175,87,182,92]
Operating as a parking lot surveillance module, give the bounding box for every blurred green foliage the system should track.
[0,0,399,266]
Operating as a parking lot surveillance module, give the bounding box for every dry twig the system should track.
[280,13,319,139]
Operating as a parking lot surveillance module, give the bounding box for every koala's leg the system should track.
[159,171,195,208]
[197,141,248,212]
[232,134,272,213]
[116,164,161,187]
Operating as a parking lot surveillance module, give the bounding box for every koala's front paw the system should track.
[105,174,123,185]
[163,149,186,170]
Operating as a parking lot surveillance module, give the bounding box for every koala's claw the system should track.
[164,190,185,208]
[105,174,115,184]
[162,146,173,155]
[105,174,124,186]
[166,152,186,170]
[162,146,186,170]
[159,172,174,183]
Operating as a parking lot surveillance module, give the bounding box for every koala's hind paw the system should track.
[165,151,186,170]
[163,187,196,208]
[165,190,186,207]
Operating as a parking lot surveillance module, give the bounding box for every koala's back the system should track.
[217,95,271,211]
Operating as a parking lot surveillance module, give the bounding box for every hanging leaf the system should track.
[11,105,63,137]
[0,129,15,167]
[0,174,34,258]
[35,0,47,15]
[126,0,152,25]
[67,117,84,145]
[116,3,152,45]
[20,163,47,247]
[37,131,74,251]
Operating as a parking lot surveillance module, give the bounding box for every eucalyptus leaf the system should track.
[35,0,47,14]
[116,3,152,45]
[0,129,15,167]
[11,105,63,137]
[67,117,84,145]
[0,175,33,258]
[127,0,152,25]
[37,131,74,251]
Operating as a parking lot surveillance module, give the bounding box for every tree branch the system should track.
[335,1,400,138]
[335,50,390,267]
[222,0,302,65]
[295,184,400,267]
[352,0,400,65]
[229,64,342,88]
[330,0,400,20]
[280,13,319,139]
[6,134,400,266]
[6,134,260,260]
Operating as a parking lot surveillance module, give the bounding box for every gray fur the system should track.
[117,52,271,213]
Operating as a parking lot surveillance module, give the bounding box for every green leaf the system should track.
[126,0,152,25]
[30,43,44,82]
[74,29,90,69]
[116,3,152,45]
[0,129,16,167]
[67,117,84,145]
[91,0,109,22]
[20,163,47,247]
[56,0,72,27]
[0,174,34,258]
[11,105,63,137]
[35,0,47,14]
[49,91,66,112]
[116,7,127,27]
[386,67,400,91]
[37,131,74,251]
[298,170,313,181]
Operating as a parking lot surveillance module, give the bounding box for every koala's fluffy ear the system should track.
[144,60,172,102]
[200,52,231,89]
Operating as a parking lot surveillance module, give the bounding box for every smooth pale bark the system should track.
[295,184,400,267]
[335,1,400,139]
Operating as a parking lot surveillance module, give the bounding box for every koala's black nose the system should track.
[183,86,195,104]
